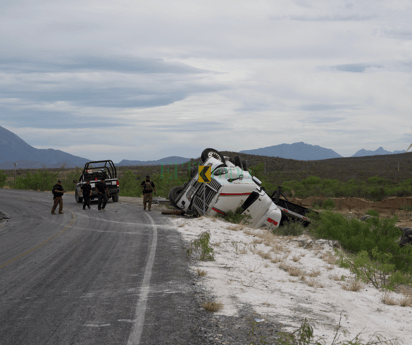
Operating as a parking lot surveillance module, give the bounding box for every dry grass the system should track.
[307,269,321,278]
[326,265,334,270]
[202,301,223,312]
[329,274,342,281]
[305,278,324,288]
[239,247,248,254]
[212,242,222,247]
[399,296,412,307]
[292,255,301,262]
[381,292,399,306]
[322,252,337,265]
[279,264,304,277]
[271,256,282,264]
[341,280,364,292]
[178,223,187,228]
[196,269,207,277]
[264,263,269,268]
[227,224,244,231]
[257,250,272,260]
[252,238,264,244]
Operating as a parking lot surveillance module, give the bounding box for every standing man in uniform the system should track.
[95,177,110,211]
[51,179,66,214]
[140,175,156,211]
[81,179,92,210]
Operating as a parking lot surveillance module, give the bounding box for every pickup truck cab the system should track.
[169,149,282,231]
[73,160,120,203]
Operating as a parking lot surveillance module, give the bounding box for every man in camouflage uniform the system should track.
[140,175,156,211]
[51,179,66,214]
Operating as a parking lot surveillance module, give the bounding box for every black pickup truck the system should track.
[73,160,120,203]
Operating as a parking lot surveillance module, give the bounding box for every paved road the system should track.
[0,189,205,345]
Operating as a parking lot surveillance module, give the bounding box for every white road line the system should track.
[127,211,158,345]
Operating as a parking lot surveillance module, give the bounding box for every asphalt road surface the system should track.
[0,189,207,345]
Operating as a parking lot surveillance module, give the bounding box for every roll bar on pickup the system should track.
[82,160,117,179]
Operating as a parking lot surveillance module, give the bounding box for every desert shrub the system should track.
[119,170,142,197]
[365,209,380,217]
[273,219,305,236]
[14,170,58,191]
[0,170,7,188]
[310,211,412,274]
[337,248,412,291]
[219,207,252,225]
[186,231,214,261]
[322,198,335,210]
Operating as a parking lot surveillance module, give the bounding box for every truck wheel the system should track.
[242,160,248,171]
[112,194,119,202]
[169,186,184,208]
[201,148,225,163]
[234,156,242,169]
[75,190,83,203]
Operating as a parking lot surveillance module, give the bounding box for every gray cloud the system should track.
[147,122,231,132]
[300,103,361,111]
[300,116,345,124]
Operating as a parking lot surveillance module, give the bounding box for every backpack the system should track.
[144,181,153,192]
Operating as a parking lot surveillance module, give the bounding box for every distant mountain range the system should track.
[0,125,408,168]
[241,142,343,160]
[0,126,190,169]
[0,126,90,169]
[351,147,405,157]
[117,156,191,166]
[241,142,406,161]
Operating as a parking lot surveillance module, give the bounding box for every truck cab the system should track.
[170,149,282,231]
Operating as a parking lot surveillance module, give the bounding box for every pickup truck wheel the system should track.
[201,148,225,163]
[168,186,184,208]
[234,156,242,169]
[242,160,248,171]
[75,190,83,203]
[112,194,119,202]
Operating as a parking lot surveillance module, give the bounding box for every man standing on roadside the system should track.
[51,179,66,214]
[140,175,156,211]
[95,177,110,211]
[81,179,92,210]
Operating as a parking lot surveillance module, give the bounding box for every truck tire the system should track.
[112,194,119,202]
[242,160,248,171]
[234,156,242,169]
[75,190,83,203]
[201,148,225,163]
[168,186,184,208]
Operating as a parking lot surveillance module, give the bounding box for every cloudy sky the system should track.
[1,0,412,161]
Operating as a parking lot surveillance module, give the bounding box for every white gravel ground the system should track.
[171,216,412,344]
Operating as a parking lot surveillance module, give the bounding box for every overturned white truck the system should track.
[168,148,283,231]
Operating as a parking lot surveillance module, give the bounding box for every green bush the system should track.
[310,211,412,274]
[0,170,7,188]
[280,175,412,201]
[365,209,380,217]
[14,170,58,191]
[322,198,335,210]
[119,170,142,197]
[219,207,252,225]
[186,231,214,261]
[336,248,412,290]
[273,219,305,236]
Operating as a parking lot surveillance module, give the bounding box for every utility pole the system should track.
[398,161,400,172]
[14,162,17,181]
